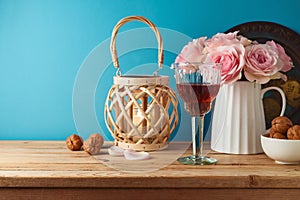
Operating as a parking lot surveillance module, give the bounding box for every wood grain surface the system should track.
[0,141,300,200]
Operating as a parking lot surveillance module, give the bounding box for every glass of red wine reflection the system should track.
[172,62,222,165]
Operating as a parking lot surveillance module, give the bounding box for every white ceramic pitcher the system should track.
[211,81,286,154]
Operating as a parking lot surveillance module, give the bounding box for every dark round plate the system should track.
[226,21,300,128]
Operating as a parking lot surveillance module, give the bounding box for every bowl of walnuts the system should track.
[261,116,300,164]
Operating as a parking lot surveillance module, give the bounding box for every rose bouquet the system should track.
[175,31,294,84]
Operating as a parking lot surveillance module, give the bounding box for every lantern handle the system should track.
[110,16,164,76]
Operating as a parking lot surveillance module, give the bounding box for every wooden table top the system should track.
[1,140,300,200]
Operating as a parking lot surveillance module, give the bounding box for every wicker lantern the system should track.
[104,16,179,151]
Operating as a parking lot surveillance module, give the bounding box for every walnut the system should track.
[83,133,104,155]
[287,125,300,140]
[66,134,83,151]
[271,116,293,135]
[272,132,287,139]
[269,128,276,138]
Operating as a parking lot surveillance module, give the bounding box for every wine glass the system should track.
[172,62,222,165]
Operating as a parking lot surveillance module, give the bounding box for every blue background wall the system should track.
[0,0,299,140]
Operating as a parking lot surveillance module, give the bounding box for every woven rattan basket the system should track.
[104,16,179,151]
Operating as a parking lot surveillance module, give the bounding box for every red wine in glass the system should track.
[176,83,220,116]
[173,62,222,165]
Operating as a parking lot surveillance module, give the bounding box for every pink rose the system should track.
[175,37,206,63]
[174,32,293,85]
[206,43,245,84]
[237,35,252,46]
[266,41,294,72]
[244,41,293,84]
[205,31,251,48]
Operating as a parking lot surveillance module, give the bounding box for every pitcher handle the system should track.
[261,86,286,116]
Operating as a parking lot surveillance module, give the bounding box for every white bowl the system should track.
[261,134,300,164]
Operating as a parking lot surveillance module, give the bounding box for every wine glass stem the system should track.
[191,115,204,158]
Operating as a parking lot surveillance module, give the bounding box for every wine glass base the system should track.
[177,155,217,165]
